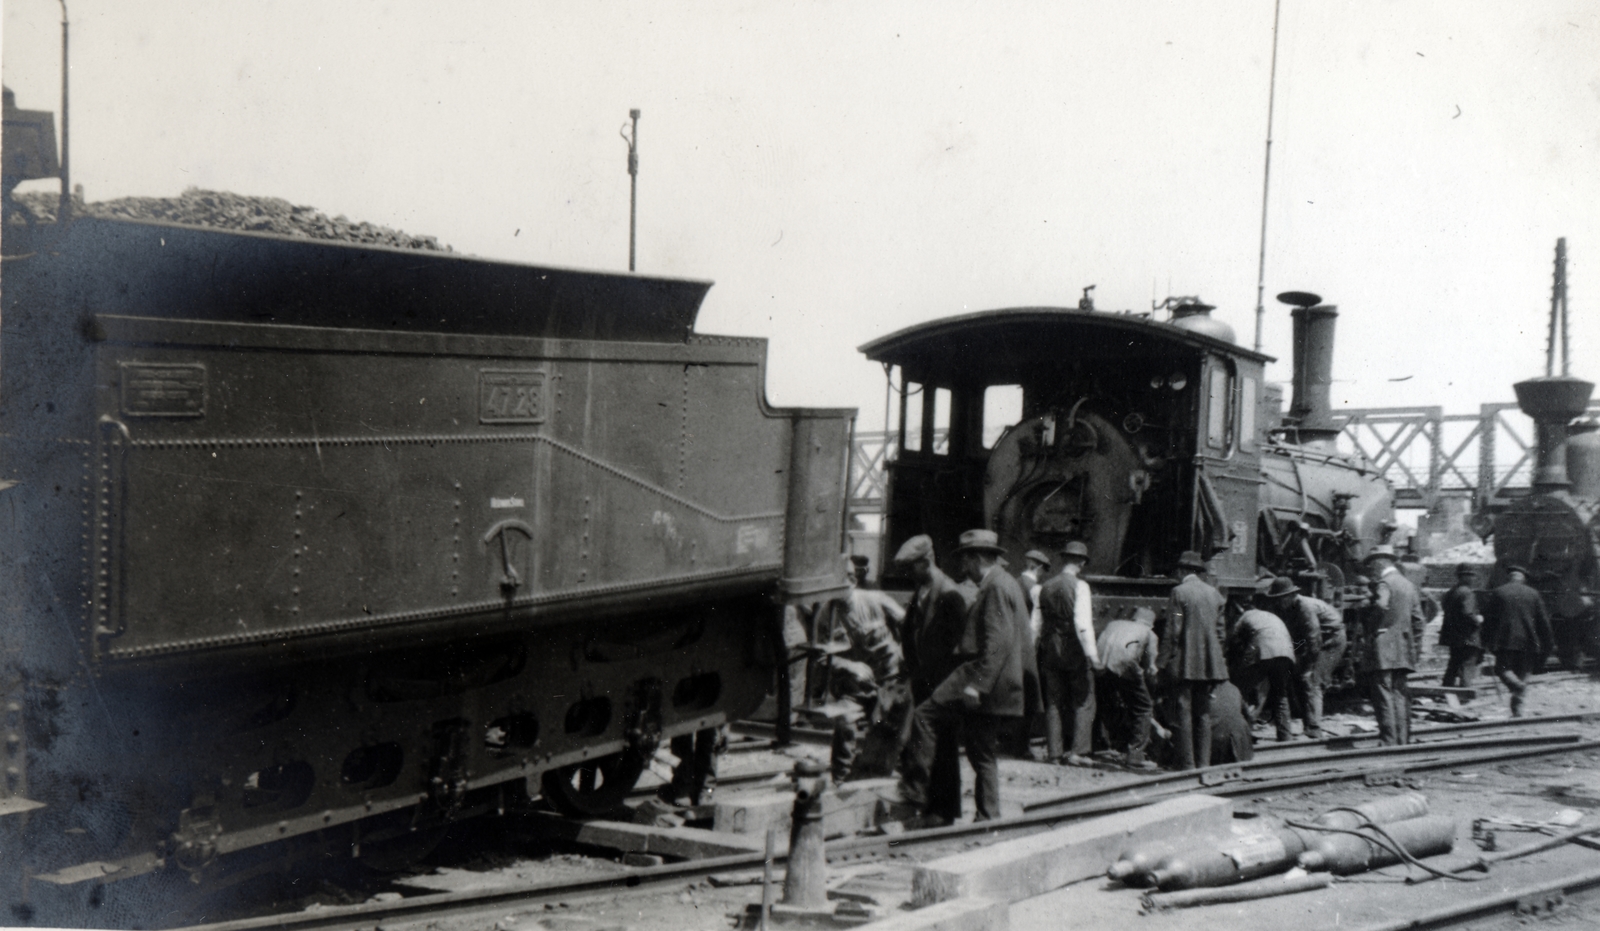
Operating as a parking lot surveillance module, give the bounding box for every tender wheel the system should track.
[541,750,645,817]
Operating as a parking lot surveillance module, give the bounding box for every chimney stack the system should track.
[1514,376,1594,492]
[1278,291,1340,447]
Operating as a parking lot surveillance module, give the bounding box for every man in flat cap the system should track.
[1439,564,1484,688]
[900,529,1029,822]
[1359,545,1425,745]
[1483,565,1553,717]
[1157,550,1228,769]
[1038,540,1100,765]
[1264,576,1339,739]
[892,534,971,824]
[820,555,906,783]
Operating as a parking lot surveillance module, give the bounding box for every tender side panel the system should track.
[93,323,792,660]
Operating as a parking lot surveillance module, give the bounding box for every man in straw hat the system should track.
[1359,545,1425,745]
[899,529,1029,822]
[1439,564,1484,688]
[1037,540,1100,765]
[1483,564,1553,717]
[892,534,971,824]
[1157,550,1228,769]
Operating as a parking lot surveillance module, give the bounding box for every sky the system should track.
[4,1,1598,435]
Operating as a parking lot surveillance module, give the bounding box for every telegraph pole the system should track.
[58,0,71,222]
[622,109,640,271]
[1252,0,1282,353]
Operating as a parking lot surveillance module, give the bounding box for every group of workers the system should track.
[794,532,1560,827]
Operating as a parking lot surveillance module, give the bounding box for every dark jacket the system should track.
[1483,580,1553,656]
[1438,583,1483,650]
[1281,595,1336,661]
[901,567,973,698]
[1361,567,1425,672]
[933,564,1029,717]
[1036,572,1092,669]
[1158,575,1228,682]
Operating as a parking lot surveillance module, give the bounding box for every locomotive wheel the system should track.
[541,749,646,817]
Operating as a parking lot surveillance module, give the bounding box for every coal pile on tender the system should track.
[11,187,449,251]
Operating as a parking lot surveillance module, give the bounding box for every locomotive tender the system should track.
[0,217,853,897]
[861,291,1394,617]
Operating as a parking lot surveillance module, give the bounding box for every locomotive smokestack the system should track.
[1278,291,1340,446]
[1514,375,1594,492]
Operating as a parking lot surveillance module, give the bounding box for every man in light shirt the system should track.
[1037,541,1100,766]
[1096,607,1159,770]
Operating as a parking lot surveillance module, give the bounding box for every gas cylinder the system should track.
[1297,814,1456,873]
[1314,793,1429,830]
[1146,826,1309,891]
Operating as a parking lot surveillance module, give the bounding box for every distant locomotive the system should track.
[0,215,853,911]
[1489,375,1600,666]
[860,291,1394,618]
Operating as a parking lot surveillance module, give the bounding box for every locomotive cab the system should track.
[862,303,1270,613]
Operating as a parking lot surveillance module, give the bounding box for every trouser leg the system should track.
[1068,662,1097,758]
[1395,672,1411,744]
[964,714,1003,822]
[1497,650,1530,716]
[1266,659,1294,741]
[1193,681,1216,769]
[1121,674,1153,763]
[1447,647,1482,688]
[1294,660,1321,737]
[1173,683,1197,770]
[1366,671,1403,746]
[927,717,963,823]
[1040,661,1066,761]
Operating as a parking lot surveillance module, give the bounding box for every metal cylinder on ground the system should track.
[1145,826,1309,891]
[781,759,829,909]
[1314,792,1429,830]
[1296,814,1457,873]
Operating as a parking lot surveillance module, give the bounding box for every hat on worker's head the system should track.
[1504,563,1530,578]
[1264,576,1300,600]
[849,555,870,568]
[1362,545,1398,565]
[1059,541,1090,565]
[1132,607,1156,625]
[1175,550,1207,571]
[1023,549,1052,569]
[953,529,1006,556]
[893,534,934,565]
[1456,563,1476,578]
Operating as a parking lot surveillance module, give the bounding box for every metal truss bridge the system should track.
[847,401,1600,518]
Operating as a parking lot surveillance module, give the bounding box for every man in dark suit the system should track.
[1439,564,1485,688]
[1483,565,1553,717]
[899,529,1029,822]
[1359,545,1425,745]
[1157,550,1228,770]
[893,534,972,824]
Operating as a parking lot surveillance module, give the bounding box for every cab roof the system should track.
[859,306,1274,378]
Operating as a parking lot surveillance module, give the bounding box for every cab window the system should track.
[1206,367,1229,450]
[982,384,1024,449]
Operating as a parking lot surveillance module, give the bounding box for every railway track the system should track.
[172,713,1600,931]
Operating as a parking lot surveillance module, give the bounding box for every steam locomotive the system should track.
[1490,375,1600,666]
[861,291,1394,617]
[0,214,853,914]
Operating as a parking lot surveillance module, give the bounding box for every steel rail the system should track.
[175,734,1600,931]
[1348,862,1600,931]
[1023,731,1584,813]
[1251,710,1600,755]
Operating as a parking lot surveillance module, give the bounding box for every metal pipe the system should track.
[782,760,829,909]
[57,0,70,223]
[1252,0,1282,354]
